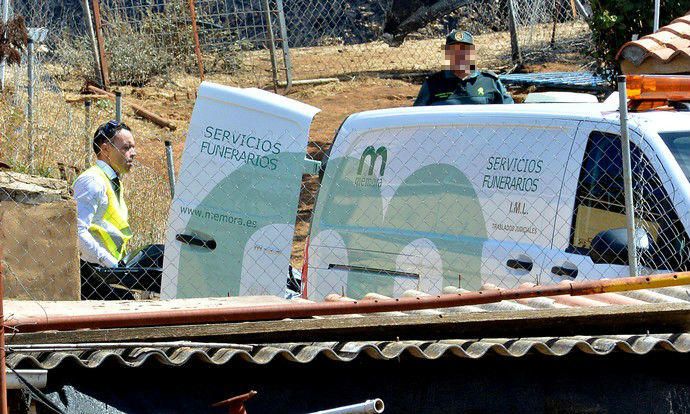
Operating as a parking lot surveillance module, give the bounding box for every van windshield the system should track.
[660,132,690,182]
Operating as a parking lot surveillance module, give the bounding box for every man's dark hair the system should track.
[93,120,131,155]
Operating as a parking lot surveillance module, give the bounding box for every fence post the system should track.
[165,140,175,198]
[85,100,92,168]
[91,0,110,89]
[27,38,34,173]
[80,0,104,87]
[618,75,639,277]
[186,0,205,81]
[0,0,9,92]
[0,245,7,414]
[275,0,292,92]
[507,0,522,65]
[653,0,660,32]
[261,0,279,93]
[115,90,122,122]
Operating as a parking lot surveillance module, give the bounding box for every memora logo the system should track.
[355,145,387,187]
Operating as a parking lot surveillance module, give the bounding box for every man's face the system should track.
[445,43,476,75]
[104,129,136,175]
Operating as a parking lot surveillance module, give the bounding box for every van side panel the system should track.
[309,115,577,299]
[162,83,319,298]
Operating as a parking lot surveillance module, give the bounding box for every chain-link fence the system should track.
[8,0,591,92]
[282,0,590,81]
[8,0,681,304]
[92,0,290,88]
[2,75,690,301]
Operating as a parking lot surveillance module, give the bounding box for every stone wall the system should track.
[0,171,80,300]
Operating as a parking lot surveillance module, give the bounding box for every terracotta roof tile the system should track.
[664,22,690,38]
[617,12,690,68]
[673,15,690,25]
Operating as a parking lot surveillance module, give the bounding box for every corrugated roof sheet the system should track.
[618,13,690,70]
[7,283,690,370]
[7,333,690,370]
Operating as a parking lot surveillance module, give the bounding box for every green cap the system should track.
[446,30,474,46]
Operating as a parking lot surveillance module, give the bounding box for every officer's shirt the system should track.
[413,70,513,106]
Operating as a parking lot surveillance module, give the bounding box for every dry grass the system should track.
[0,76,176,251]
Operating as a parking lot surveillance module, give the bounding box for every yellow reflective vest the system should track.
[77,165,132,261]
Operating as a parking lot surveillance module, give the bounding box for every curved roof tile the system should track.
[617,12,690,67]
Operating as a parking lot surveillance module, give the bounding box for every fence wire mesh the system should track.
[282,0,591,81]
[10,0,592,92]
[2,76,690,302]
[8,0,688,305]
[95,0,289,88]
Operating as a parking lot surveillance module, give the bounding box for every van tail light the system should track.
[301,236,309,299]
[627,74,690,111]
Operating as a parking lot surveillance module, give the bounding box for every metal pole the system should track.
[0,0,10,91]
[27,39,34,173]
[7,272,690,333]
[308,399,385,414]
[618,75,639,277]
[261,0,279,93]
[653,0,660,32]
[187,0,205,81]
[80,0,103,87]
[275,0,292,92]
[165,140,175,198]
[0,245,9,414]
[115,90,122,122]
[85,100,92,168]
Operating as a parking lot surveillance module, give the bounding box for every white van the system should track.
[161,80,690,300]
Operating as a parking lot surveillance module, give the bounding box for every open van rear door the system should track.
[161,82,319,298]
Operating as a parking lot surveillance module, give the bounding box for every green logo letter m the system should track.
[357,146,387,176]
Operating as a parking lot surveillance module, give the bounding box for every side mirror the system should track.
[589,227,650,265]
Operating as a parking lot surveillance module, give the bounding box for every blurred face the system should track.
[445,43,476,76]
[103,129,136,175]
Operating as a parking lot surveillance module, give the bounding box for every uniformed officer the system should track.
[413,30,513,106]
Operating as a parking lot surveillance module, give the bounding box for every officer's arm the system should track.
[413,80,431,106]
[495,80,514,104]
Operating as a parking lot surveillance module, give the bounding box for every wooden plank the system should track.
[8,302,690,345]
[3,295,295,319]
[65,94,110,103]
[86,85,177,130]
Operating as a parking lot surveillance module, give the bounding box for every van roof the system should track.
[630,111,690,133]
[342,102,618,131]
[341,102,690,134]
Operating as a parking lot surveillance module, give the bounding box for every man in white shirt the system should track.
[73,120,136,299]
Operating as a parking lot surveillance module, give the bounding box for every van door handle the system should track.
[551,265,578,279]
[175,234,217,250]
[506,259,533,271]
